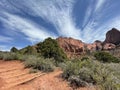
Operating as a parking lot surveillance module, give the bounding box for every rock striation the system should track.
[56,37,85,58]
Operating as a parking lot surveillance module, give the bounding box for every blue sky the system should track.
[0,0,120,51]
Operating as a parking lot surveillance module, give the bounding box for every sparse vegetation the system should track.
[19,45,38,55]
[24,56,56,72]
[0,52,20,60]
[62,59,120,90]
[0,37,120,90]
[94,51,120,63]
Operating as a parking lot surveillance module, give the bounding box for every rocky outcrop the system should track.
[103,43,116,50]
[92,40,102,50]
[56,36,116,58]
[85,40,103,53]
[56,37,85,58]
[104,28,120,45]
[56,28,120,58]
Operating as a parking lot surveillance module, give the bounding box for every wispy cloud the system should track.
[0,12,57,43]
[0,0,120,49]
[0,35,13,43]
[82,15,120,43]
[81,0,120,43]
[0,0,81,42]
[95,0,105,11]
[0,45,10,51]
[13,0,81,39]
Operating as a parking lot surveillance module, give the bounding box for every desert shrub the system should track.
[0,52,4,60]
[37,37,67,62]
[24,46,37,55]
[94,51,120,63]
[81,56,89,61]
[1,52,20,61]
[10,47,18,53]
[24,55,39,67]
[18,45,38,55]
[17,54,37,61]
[0,52,27,61]
[62,60,93,87]
[62,59,120,90]
[109,48,120,58]
[25,56,55,72]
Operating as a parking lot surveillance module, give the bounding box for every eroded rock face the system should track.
[104,28,120,45]
[56,28,120,58]
[56,37,85,58]
[86,40,103,52]
[103,43,116,50]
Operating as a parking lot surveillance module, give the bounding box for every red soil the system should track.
[0,60,96,90]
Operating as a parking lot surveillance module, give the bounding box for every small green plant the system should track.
[81,56,89,61]
[29,69,39,73]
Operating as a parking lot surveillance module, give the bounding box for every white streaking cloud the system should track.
[0,0,120,45]
[13,0,81,39]
[95,0,106,11]
[0,0,81,43]
[0,12,57,43]
[0,35,13,43]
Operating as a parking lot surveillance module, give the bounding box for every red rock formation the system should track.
[56,28,120,58]
[56,37,85,58]
[103,43,116,50]
[86,40,102,52]
[104,28,120,45]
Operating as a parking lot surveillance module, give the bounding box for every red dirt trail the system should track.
[0,60,95,90]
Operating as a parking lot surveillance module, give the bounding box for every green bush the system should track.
[0,52,26,61]
[10,47,18,53]
[62,60,93,87]
[94,51,120,63]
[19,45,37,55]
[37,37,67,62]
[0,52,20,61]
[62,59,120,90]
[0,52,4,60]
[25,56,55,72]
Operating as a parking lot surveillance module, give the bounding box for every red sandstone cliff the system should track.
[56,37,85,58]
[104,28,120,45]
[56,28,120,57]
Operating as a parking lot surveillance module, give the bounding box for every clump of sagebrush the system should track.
[0,52,20,61]
[24,56,56,72]
[94,51,120,63]
[62,58,120,90]
[0,52,4,60]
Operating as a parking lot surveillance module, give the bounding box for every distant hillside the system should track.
[14,28,120,58]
